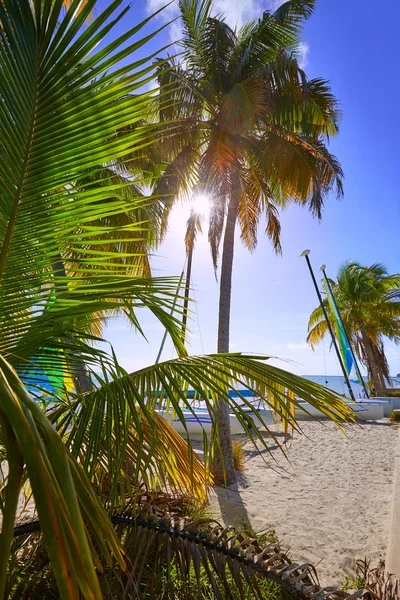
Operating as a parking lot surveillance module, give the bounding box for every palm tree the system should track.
[307,263,400,396]
[181,209,203,343]
[0,1,355,596]
[155,0,343,483]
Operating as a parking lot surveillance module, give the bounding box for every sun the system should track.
[192,193,211,218]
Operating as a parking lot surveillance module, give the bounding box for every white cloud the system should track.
[168,17,184,44]
[296,41,309,69]
[147,0,179,19]
[147,0,311,70]
[147,0,180,43]
[147,0,280,41]
[212,0,264,28]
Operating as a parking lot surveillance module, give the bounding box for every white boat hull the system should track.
[295,401,384,421]
[158,396,389,440]
[156,407,274,438]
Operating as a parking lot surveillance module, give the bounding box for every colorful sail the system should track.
[19,348,74,397]
[323,280,360,384]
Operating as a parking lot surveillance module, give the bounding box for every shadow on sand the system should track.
[213,475,251,527]
[212,430,292,527]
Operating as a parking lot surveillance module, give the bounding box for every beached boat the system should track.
[295,400,385,421]
[158,392,394,438]
[157,404,274,438]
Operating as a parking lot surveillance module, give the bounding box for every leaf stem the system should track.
[0,416,23,599]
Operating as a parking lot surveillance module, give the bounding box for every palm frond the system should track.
[231,2,314,80]
[265,51,341,138]
[0,0,191,379]
[247,129,343,218]
[50,364,211,505]
[0,355,124,599]
[179,0,212,55]
[44,352,357,511]
[185,209,204,254]
[238,166,281,252]
[272,0,315,26]
[198,17,237,95]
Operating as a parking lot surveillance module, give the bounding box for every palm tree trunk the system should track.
[359,325,386,396]
[181,245,193,345]
[372,343,389,392]
[213,179,241,486]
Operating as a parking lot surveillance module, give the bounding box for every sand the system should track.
[209,420,398,587]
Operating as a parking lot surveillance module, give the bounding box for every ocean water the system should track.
[305,375,400,398]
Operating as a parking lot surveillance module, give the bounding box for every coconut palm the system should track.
[155,0,343,483]
[0,0,356,596]
[307,263,400,396]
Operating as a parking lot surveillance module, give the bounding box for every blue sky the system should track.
[97,0,400,377]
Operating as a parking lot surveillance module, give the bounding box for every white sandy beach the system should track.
[210,420,398,587]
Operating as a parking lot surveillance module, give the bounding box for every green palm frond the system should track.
[48,352,356,503]
[231,1,314,80]
[272,0,315,26]
[50,362,211,505]
[179,0,212,54]
[0,0,194,379]
[0,355,125,599]
[307,317,328,348]
[265,51,341,137]
[199,17,237,95]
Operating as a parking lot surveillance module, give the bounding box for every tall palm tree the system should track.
[307,263,400,396]
[155,0,343,483]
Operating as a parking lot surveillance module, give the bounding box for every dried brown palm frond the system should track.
[355,558,400,600]
[11,498,378,600]
[367,569,400,599]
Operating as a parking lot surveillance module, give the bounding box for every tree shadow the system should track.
[191,429,292,528]
[365,420,397,427]
[213,475,251,527]
[190,439,250,525]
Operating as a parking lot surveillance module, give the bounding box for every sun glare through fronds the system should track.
[192,194,210,218]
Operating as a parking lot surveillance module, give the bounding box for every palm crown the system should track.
[156,0,343,261]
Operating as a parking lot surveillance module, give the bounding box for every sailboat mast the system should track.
[300,250,356,401]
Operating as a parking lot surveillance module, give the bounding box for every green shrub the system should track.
[232,440,247,471]
[390,410,400,422]
[341,575,367,593]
